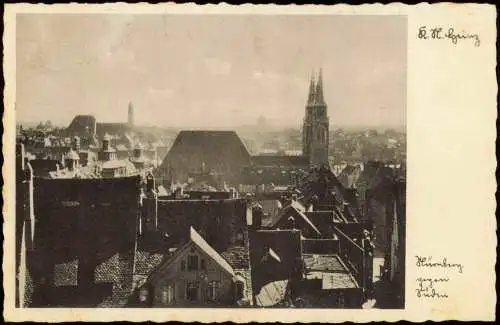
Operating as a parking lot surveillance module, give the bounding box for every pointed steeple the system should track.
[128,101,134,127]
[315,68,325,105]
[307,70,316,105]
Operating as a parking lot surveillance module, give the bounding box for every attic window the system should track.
[187,254,199,271]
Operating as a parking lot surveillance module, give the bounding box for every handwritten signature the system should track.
[418,26,480,47]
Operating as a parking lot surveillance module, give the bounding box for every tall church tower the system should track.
[302,69,330,167]
[128,101,134,127]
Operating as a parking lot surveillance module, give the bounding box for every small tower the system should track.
[98,133,117,161]
[128,102,134,127]
[302,68,330,168]
[131,142,148,172]
[65,149,80,172]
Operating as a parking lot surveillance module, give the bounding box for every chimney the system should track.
[72,136,81,152]
[16,143,26,171]
[310,194,319,211]
[146,172,155,195]
[252,204,263,230]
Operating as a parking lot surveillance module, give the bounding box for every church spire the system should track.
[315,68,325,105]
[128,101,134,127]
[307,70,316,105]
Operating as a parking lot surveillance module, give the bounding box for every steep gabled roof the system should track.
[160,130,251,182]
[270,201,321,236]
[149,227,235,285]
[189,227,235,277]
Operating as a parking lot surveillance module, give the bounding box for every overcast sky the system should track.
[16,14,407,128]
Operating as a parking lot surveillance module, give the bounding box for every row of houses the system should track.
[15,152,407,308]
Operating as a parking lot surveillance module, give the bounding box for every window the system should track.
[337,295,345,308]
[200,259,206,270]
[207,281,219,301]
[235,281,245,300]
[139,287,149,303]
[180,260,186,271]
[236,232,244,244]
[186,281,199,301]
[187,254,198,271]
[161,285,174,304]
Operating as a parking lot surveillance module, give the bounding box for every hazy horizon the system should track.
[17,119,406,132]
[17,14,407,128]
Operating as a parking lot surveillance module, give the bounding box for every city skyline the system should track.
[17,14,407,128]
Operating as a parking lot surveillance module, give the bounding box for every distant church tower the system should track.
[302,69,330,167]
[128,101,134,127]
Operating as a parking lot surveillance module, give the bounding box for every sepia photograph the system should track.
[13,12,409,310]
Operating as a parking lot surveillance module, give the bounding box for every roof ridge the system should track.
[189,227,235,277]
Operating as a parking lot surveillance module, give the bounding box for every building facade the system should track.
[135,227,247,307]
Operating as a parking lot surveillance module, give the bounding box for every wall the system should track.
[30,176,141,307]
[154,198,248,252]
[302,239,340,255]
[334,226,373,298]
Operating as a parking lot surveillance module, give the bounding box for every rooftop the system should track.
[303,254,358,290]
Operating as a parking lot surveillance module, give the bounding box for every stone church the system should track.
[159,69,331,187]
[302,69,330,167]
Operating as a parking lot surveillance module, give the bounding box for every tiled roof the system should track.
[190,227,235,277]
[303,254,346,272]
[270,201,321,236]
[160,130,251,184]
[134,251,166,276]
[53,260,78,287]
[303,254,358,289]
[221,245,250,269]
[94,253,121,284]
[255,280,289,307]
[148,227,237,286]
[305,271,358,289]
[234,269,253,306]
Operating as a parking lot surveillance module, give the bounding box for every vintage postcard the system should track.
[3,2,496,323]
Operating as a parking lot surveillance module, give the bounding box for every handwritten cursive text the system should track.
[415,255,464,273]
[418,26,480,47]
